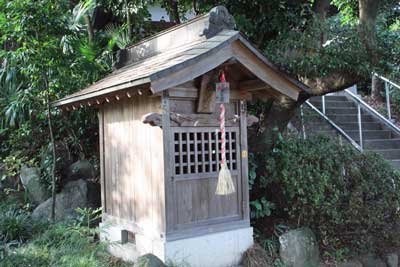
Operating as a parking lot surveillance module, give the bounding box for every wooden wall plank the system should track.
[102,95,165,235]
[98,109,106,214]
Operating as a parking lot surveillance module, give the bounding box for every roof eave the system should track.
[52,77,151,108]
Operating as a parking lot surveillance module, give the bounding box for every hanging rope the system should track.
[215,71,235,195]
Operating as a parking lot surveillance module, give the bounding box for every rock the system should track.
[359,254,387,267]
[336,259,363,267]
[135,254,166,267]
[279,227,320,267]
[66,160,96,182]
[20,166,49,205]
[386,253,398,267]
[32,179,88,221]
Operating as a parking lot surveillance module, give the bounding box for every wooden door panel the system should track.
[175,176,239,226]
[172,126,242,228]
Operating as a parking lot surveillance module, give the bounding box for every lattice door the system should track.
[173,127,240,177]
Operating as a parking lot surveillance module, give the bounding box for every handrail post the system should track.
[300,105,306,140]
[357,103,363,150]
[385,81,391,120]
[322,95,326,114]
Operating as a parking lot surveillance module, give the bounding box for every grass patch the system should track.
[1,223,130,267]
[0,193,130,267]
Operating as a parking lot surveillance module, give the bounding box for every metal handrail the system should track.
[305,75,400,153]
[373,73,400,121]
[373,73,400,90]
[344,89,400,136]
[305,100,363,151]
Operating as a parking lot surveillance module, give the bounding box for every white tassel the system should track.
[216,162,235,195]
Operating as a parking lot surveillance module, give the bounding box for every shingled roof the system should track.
[53,6,310,109]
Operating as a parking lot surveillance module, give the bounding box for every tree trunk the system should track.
[312,0,331,19]
[312,0,331,45]
[358,0,380,64]
[84,15,94,45]
[250,95,303,153]
[371,75,385,100]
[166,0,180,24]
[125,0,132,40]
[45,76,57,222]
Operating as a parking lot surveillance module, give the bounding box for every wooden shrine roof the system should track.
[53,7,310,109]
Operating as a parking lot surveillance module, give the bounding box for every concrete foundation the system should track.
[100,222,253,267]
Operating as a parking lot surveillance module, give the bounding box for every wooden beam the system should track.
[142,112,162,127]
[142,112,257,127]
[231,41,299,100]
[239,79,281,99]
[239,79,271,92]
[197,70,217,113]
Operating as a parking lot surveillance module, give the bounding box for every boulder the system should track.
[135,254,166,267]
[386,253,398,267]
[20,166,49,205]
[66,160,96,182]
[32,179,88,221]
[279,227,320,267]
[359,254,387,267]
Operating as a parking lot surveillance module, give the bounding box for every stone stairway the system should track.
[308,95,400,169]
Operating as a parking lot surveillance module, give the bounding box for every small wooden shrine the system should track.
[53,6,308,267]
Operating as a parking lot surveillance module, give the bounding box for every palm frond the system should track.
[105,24,132,49]
[68,0,97,32]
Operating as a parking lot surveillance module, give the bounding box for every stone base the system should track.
[100,222,253,267]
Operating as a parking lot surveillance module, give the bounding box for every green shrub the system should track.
[0,208,32,243]
[0,205,47,244]
[254,135,400,253]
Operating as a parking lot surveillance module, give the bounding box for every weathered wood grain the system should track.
[102,96,165,235]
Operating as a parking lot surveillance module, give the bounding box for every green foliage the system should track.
[0,204,47,245]
[264,15,372,78]
[0,0,114,184]
[250,197,275,219]
[0,208,32,243]
[254,135,400,253]
[74,207,102,228]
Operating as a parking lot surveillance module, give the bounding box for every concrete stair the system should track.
[308,95,400,169]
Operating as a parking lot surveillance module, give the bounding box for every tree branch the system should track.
[300,71,362,96]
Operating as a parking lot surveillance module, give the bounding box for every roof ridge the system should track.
[113,6,236,69]
[125,13,210,50]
